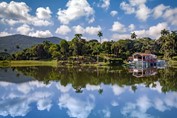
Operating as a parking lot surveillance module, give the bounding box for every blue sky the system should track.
[0,0,177,41]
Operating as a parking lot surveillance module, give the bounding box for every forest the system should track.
[1,29,177,64]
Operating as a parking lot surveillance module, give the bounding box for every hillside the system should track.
[0,34,62,53]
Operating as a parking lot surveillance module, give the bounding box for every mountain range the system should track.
[0,34,62,54]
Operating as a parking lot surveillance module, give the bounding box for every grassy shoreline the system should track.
[1,59,177,68]
[0,60,110,67]
[0,60,58,67]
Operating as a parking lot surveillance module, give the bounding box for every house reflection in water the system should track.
[129,67,157,78]
[128,52,167,77]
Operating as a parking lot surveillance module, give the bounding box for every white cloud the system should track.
[85,26,102,35]
[136,4,151,21]
[17,24,32,35]
[149,82,162,93]
[36,7,52,19]
[0,1,52,26]
[110,10,118,17]
[128,24,135,31]
[121,96,152,118]
[0,1,30,21]
[58,94,95,118]
[120,2,135,14]
[17,83,31,94]
[120,0,150,21]
[99,0,110,10]
[72,25,102,35]
[29,30,52,38]
[88,17,95,23]
[73,25,85,34]
[134,30,147,38]
[102,38,109,42]
[56,83,72,93]
[163,8,177,26]
[112,34,130,40]
[37,99,52,111]
[55,25,71,35]
[102,108,111,118]
[111,22,166,40]
[148,22,168,38]
[153,4,169,19]
[121,93,177,118]
[111,101,119,107]
[112,85,126,96]
[57,0,94,24]
[137,96,151,112]
[0,19,19,26]
[154,98,169,112]
[0,81,53,117]
[134,22,168,39]
[111,21,126,32]
[129,0,147,6]
[0,31,12,37]
[86,84,100,91]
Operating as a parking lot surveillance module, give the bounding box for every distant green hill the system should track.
[0,34,62,53]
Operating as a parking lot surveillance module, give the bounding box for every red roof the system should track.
[133,53,153,56]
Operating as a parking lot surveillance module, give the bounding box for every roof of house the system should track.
[133,53,155,56]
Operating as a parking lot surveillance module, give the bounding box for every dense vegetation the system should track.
[1,29,177,62]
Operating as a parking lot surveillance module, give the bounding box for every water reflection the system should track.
[129,67,157,77]
[0,66,177,118]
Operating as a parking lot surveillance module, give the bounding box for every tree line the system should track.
[1,29,177,61]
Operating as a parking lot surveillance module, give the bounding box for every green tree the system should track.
[59,39,69,58]
[160,30,175,59]
[131,32,137,39]
[161,29,170,36]
[97,31,103,43]
[75,34,82,40]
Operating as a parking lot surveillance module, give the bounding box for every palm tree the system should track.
[131,32,137,39]
[75,34,82,40]
[97,31,103,43]
[98,88,103,95]
[161,29,170,36]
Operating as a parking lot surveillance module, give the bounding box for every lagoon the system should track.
[0,66,177,118]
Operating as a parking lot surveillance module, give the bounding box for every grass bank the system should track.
[169,60,177,67]
[0,59,124,67]
[0,60,58,67]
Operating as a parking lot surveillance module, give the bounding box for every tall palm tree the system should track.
[131,32,137,39]
[161,29,170,36]
[75,34,82,40]
[97,31,103,43]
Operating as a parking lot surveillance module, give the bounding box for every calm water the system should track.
[0,66,177,118]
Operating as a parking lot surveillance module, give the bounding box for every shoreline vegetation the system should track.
[1,59,177,68]
[1,29,177,67]
[0,59,118,67]
[0,60,111,68]
[0,60,58,67]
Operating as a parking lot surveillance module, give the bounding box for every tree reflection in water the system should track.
[9,66,177,93]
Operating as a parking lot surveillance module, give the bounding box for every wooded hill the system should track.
[0,34,62,53]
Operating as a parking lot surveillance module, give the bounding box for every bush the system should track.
[108,58,123,66]
[0,52,12,60]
